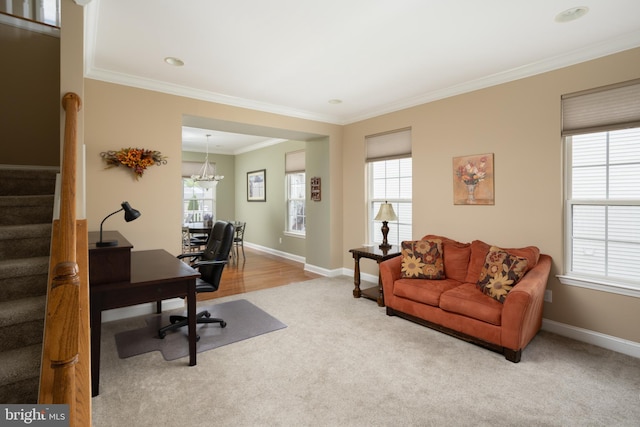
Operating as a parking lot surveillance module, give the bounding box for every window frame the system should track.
[559,128,640,298]
[285,171,306,237]
[182,178,216,224]
[367,157,412,248]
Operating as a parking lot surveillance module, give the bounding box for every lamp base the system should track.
[378,243,392,250]
[96,240,118,247]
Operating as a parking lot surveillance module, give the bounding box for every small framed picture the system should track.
[453,153,494,205]
[247,169,266,202]
[310,177,321,201]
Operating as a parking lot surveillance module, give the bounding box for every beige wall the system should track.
[342,47,640,344]
[83,80,343,267]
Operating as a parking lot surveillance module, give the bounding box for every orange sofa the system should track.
[380,235,552,362]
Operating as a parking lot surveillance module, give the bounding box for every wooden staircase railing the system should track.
[39,92,91,426]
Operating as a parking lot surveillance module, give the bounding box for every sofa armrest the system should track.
[380,256,403,305]
[501,254,552,351]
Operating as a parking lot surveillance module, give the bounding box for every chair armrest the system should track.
[192,259,229,268]
[501,254,552,351]
[177,251,204,261]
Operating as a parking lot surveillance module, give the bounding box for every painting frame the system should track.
[247,169,266,202]
[453,153,494,205]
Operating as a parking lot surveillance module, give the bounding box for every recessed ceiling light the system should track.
[328,99,342,104]
[555,6,589,23]
[164,57,184,67]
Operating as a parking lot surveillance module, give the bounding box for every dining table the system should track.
[185,221,244,236]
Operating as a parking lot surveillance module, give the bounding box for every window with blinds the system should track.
[366,129,412,247]
[285,150,305,236]
[561,79,640,296]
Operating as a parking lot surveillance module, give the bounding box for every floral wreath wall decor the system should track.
[453,153,494,205]
[100,148,168,180]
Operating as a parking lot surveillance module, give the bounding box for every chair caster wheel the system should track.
[158,332,166,339]
[220,321,227,328]
[196,335,200,342]
[204,312,211,318]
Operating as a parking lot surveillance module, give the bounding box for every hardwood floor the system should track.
[198,246,322,301]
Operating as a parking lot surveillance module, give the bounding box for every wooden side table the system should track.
[349,245,401,307]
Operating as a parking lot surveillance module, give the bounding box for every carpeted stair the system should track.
[0,167,57,403]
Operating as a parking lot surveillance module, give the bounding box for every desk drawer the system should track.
[93,279,193,311]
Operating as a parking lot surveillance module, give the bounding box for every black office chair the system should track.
[158,220,235,339]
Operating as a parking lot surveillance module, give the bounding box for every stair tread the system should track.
[0,296,46,327]
[0,344,42,385]
[0,256,49,278]
[0,223,52,238]
[0,194,54,205]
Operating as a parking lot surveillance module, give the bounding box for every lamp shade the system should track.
[187,197,200,211]
[374,202,397,222]
[122,201,141,222]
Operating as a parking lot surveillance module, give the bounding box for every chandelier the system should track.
[191,134,224,188]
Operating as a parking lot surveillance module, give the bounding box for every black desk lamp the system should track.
[96,201,141,247]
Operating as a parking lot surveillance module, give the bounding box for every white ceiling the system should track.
[84,0,640,153]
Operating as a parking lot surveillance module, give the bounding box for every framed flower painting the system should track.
[452,153,494,205]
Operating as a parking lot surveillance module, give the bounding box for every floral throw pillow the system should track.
[401,240,445,279]
[477,246,529,303]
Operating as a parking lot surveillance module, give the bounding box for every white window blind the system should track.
[285,150,305,173]
[562,78,640,136]
[182,161,203,178]
[365,128,412,162]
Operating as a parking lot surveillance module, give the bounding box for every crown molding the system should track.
[344,30,640,124]
[84,66,344,125]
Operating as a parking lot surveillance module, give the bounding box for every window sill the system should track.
[284,231,305,239]
[557,275,640,299]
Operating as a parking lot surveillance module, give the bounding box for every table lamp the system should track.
[96,201,141,247]
[374,201,397,250]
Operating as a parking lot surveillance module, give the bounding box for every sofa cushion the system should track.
[394,278,461,307]
[439,283,503,326]
[401,240,445,279]
[477,246,529,303]
[422,235,470,283]
[464,240,540,284]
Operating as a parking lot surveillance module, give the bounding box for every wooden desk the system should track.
[89,243,200,397]
[349,246,401,307]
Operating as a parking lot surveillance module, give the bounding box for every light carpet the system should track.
[114,299,287,361]
[92,276,640,427]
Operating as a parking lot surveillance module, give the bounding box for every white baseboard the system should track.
[245,242,346,277]
[243,241,305,264]
[541,318,640,359]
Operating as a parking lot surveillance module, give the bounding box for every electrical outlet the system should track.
[279,237,282,244]
[544,290,552,303]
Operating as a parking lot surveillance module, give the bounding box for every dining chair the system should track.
[182,226,208,254]
[233,221,246,260]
